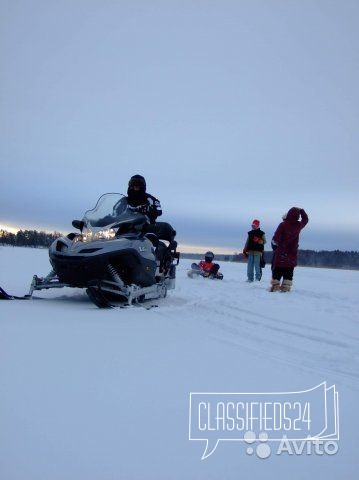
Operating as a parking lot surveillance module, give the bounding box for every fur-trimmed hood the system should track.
[285,207,301,222]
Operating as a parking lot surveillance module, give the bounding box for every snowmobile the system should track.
[187,263,224,280]
[0,193,180,308]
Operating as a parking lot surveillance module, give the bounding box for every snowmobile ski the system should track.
[0,286,32,300]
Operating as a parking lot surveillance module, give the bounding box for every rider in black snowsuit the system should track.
[126,175,162,224]
[126,175,176,272]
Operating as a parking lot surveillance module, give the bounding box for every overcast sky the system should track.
[1,0,358,252]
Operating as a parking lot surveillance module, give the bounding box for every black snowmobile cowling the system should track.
[50,194,157,288]
[49,234,157,288]
[0,193,180,308]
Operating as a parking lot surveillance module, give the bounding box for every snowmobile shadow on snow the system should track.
[0,193,180,309]
[34,291,92,304]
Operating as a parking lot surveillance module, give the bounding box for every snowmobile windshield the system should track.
[83,193,140,229]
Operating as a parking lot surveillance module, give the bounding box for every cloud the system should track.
[1,1,358,251]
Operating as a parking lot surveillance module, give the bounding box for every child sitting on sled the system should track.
[191,251,223,279]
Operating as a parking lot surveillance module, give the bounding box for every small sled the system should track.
[187,263,223,280]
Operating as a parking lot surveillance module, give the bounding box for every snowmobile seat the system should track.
[144,222,176,242]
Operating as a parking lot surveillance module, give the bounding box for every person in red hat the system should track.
[243,219,266,282]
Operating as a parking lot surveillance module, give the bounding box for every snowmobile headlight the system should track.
[82,229,94,242]
[73,234,83,243]
[93,228,117,241]
[81,228,117,242]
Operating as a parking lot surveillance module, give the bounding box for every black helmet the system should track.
[128,174,146,191]
[204,251,214,262]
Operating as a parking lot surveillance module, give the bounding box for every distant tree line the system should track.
[0,229,62,248]
[296,249,359,269]
[182,250,359,270]
[1,229,358,269]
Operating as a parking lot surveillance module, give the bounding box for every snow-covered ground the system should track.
[0,246,358,479]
